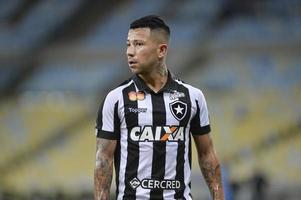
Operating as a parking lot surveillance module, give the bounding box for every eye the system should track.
[134,41,143,46]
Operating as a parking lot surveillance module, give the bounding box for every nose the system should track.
[127,44,134,57]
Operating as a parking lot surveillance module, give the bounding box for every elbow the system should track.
[198,149,219,167]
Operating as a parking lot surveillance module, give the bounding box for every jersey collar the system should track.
[132,70,178,93]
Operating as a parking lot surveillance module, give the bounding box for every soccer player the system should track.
[94,15,224,200]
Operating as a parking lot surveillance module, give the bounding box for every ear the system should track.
[158,44,168,59]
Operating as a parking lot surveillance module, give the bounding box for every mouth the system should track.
[128,60,138,66]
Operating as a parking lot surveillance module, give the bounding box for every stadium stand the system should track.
[81,0,168,48]
[0,0,300,199]
[2,118,95,193]
[0,0,84,52]
[19,61,121,93]
[0,94,90,169]
[186,51,301,171]
[0,0,22,22]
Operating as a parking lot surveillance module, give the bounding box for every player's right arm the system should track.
[94,89,121,199]
[94,137,116,200]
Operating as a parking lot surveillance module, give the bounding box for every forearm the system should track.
[94,151,113,200]
[199,153,224,200]
[94,138,116,200]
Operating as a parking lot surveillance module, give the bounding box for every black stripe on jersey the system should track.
[123,83,139,199]
[150,92,166,199]
[175,84,192,199]
[190,100,211,135]
[95,96,105,136]
[113,101,121,139]
[114,101,121,196]
[188,133,192,195]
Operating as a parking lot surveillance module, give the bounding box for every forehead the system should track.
[127,28,151,41]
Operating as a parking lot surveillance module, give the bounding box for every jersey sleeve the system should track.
[95,91,120,140]
[189,90,211,135]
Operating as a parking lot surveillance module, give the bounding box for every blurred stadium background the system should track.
[0,0,300,199]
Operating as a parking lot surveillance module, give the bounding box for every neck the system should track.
[138,63,168,93]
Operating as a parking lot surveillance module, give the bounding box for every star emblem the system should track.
[169,100,187,121]
[174,104,184,114]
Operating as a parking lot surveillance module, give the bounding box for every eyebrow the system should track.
[127,39,144,42]
[126,39,145,44]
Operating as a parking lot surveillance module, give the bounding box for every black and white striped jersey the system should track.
[96,71,211,200]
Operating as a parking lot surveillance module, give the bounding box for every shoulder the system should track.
[105,78,134,99]
[97,78,134,110]
[174,78,205,99]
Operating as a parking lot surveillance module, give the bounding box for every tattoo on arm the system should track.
[94,139,115,200]
[194,135,224,200]
[200,160,223,199]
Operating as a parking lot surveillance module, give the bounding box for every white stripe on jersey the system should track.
[101,93,115,132]
[136,91,153,199]
[115,81,134,200]
[184,126,192,200]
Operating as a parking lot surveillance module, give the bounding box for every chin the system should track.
[129,67,140,74]
[129,64,141,71]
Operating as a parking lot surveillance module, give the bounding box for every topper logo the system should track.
[130,126,185,142]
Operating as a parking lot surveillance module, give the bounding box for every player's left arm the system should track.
[193,133,224,200]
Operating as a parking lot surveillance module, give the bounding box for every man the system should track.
[94,15,224,200]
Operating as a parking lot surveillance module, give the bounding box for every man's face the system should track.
[126,28,159,75]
